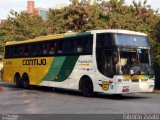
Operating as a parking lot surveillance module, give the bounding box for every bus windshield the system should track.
[115,49,154,75]
[96,33,154,77]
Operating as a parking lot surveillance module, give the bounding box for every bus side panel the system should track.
[3,57,54,85]
[3,59,15,83]
[40,55,95,90]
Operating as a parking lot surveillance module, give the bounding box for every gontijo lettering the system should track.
[23,59,46,65]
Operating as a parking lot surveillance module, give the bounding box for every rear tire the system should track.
[80,77,94,97]
[22,74,30,89]
[14,73,23,88]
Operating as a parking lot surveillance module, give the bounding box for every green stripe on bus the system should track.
[43,56,79,82]
[145,75,155,79]
[53,56,79,82]
[42,57,66,81]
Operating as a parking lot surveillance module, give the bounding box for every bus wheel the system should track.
[22,74,30,89]
[80,77,94,97]
[14,73,23,88]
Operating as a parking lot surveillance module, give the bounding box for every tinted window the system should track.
[115,34,150,47]
[5,35,93,59]
[84,35,93,53]
[97,33,113,47]
[31,43,43,56]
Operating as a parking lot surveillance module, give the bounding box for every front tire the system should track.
[80,77,94,97]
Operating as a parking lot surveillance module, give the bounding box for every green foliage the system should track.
[0,10,46,42]
[47,0,109,33]
[47,8,67,34]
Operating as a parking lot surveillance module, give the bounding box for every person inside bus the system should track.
[122,55,138,74]
[120,54,137,74]
[57,49,63,54]
[20,47,25,56]
[43,45,47,55]
[127,55,137,66]
[49,48,55,55]
[24,46,29,56]
[77,45,83,53]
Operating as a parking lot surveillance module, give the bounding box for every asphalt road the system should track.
[0,81,160,115]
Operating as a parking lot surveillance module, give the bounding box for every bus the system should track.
[3,29,155,96]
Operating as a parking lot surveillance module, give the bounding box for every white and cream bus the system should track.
[3,29,155,96]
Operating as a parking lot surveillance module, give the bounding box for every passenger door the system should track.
[102,49,114,78]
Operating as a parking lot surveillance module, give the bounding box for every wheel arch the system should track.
[79,75,93,90]
[22,73,29,78]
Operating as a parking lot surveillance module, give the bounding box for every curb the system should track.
[153,90,160,94]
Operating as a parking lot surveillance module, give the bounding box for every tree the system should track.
[0,10,47,42]
[47,0,108,33]
[47,8,67,34]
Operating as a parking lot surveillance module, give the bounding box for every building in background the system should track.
[27,0,49,20]
[27,0,35,14]
[35,8,49,20]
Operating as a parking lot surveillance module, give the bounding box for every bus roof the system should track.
[5,29,147,46]
[89,29,147,36]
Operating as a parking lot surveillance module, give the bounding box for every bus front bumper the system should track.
[114,82,155,94]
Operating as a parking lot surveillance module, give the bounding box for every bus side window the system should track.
[31,43,42,56]
[20,46,25,57]
[42,44,47,55]
[14,46,19,57]
[76,37,84,53]
[49,42,56,55]
[24,45,29,57]
[97,33,112,47]
[84,36,93,54]
[57,40,65,54]
[5,46,11,58]
[31,44,36,56]
[66,39,74,54]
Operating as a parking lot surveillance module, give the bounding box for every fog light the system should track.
[118,79,122,82]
